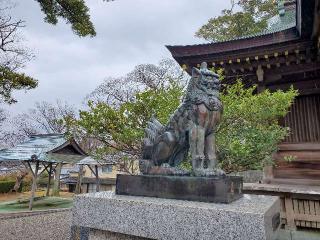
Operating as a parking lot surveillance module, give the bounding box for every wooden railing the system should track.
[281,197,320,229]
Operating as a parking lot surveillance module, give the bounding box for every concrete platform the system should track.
[72,192,280,240]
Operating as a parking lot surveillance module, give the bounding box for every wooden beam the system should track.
[46,163,53,197]
[284,197,296,230]
[52,162,62,197]
[39,162,50,176]
[76,165,83,194]
[87,165,97,177]
[26,162,35,177]
[281,211,320,222]
[265,62,320,76]
[181,40,314,69]
[256,65,264,82]
[95,165,100,192]
[29,161,40,211]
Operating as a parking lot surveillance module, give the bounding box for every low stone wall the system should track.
[230,170,263,183]
[0,209,71,240]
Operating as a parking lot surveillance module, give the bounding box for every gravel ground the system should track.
[0,209,71,240]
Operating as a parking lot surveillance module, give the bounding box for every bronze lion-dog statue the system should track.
[140,62,225,177]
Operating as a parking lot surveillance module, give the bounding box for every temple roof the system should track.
[166,28,299,58]
[0,134,86,163]
[167,0,317,60]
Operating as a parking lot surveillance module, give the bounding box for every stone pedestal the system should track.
[72,192,280,240]
[116,174,243,203]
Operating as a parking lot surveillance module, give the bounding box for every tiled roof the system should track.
[77,152,133,166]
[61,176,116,185]
[0,134,85,163]
[266,9,296,35]
[167,4,298,58]
[216,8,296,43]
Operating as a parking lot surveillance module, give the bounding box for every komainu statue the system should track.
[141,62,225,177]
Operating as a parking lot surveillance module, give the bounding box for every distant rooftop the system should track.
[0,134,86,163]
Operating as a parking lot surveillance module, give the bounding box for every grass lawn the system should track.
[0,189,74,203]
[0,196,73,213]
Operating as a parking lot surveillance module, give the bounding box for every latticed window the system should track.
[102,165,113,173]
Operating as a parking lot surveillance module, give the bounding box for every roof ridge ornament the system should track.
[278,0,286,17]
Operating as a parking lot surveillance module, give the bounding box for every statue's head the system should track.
[191,62,220,91]
[192,62,219,80]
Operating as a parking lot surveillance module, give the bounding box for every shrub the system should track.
[37,172,50,187]
[21,174,33,192]
[217,80,298,173]
[0,173,16,182]
[0,181,15,193]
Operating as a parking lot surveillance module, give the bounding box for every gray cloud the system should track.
[4,0,227,116]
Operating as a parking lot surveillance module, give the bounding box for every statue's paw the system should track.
[193,168,226,177]
[214,168,226,176]
[161,163,171,168]
[192,168,207,177]
[139,159,154,174]
[171,167,191,176]
[147,164,191,176]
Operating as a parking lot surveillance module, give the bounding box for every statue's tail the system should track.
[142,117,164,159]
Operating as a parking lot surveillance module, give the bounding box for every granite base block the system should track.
[72,192,280,240]
[116,174,243,203]
[89,229,150,240]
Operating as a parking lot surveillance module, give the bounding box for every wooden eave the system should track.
[171,39,315,73]
[48,139,87,156]
[167,28,298,58]
[167,0,320,81]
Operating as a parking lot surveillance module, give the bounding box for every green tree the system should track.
[0,0,106,103]
[196,0,278,42]
[70,79,297,173]
[67,59,186,173]
[217,80,298,173]
[35,0,96,37]
[0,67,38,104]
[73,82,183,157]
[0,1,38,104]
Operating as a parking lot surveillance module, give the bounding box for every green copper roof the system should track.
[0,134,85,163]
[225,6,296,42]
[266,9,296,34]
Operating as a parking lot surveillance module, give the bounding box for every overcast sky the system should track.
[5,0,228,115]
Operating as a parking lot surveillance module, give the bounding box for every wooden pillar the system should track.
[28,161,39,211]
[52,162,62,196]
[263,165,274,184]
[75,165,83,194]
[95,165,100,192]
[256,65,265,93]
[46,163,53,197]
[285,196,297,230]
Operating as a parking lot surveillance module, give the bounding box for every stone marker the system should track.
[72,192,280,240]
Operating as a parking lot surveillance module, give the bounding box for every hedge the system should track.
[0,181,15,193]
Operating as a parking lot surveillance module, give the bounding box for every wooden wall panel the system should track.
[283,94,320,143]
[274,143,320,180]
